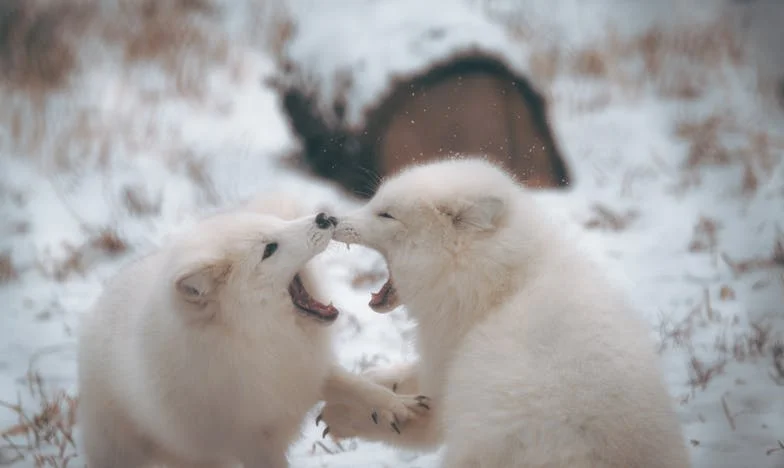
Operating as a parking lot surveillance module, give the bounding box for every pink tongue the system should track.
[304,298,338,318]
[369,279,398,312]
[289,274,339,319]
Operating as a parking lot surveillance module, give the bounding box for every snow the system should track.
[281,0,540,131]
[1,0,783,467]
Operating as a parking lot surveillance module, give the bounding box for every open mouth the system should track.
[369,275,399,313]
[289,274,339,323]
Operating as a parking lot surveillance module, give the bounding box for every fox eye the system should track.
[262,242,278,260]
[378,212,395,220]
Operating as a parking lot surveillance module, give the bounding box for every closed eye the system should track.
[378,212,395,220]
[262,242,278,260]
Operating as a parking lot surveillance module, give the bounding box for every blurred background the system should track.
[1,0,783,466]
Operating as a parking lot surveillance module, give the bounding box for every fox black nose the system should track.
[315,212,336,229]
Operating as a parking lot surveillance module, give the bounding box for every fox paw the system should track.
[316,394,430,440]
[370,394,430,434]
[361,363,414,393]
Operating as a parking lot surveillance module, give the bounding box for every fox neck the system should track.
[395,255,520,388]
[397,229,554,390]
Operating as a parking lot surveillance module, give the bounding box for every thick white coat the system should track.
[322,158,692,468]
[77,195,426,468]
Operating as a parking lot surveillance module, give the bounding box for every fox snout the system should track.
[330,219,360,245]
[315,212,338,230]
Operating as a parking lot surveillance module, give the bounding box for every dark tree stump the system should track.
[276,3,573,198]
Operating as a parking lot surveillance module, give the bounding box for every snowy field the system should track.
[1,0,783,466]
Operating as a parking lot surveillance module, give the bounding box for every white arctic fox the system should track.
[319,158,691,468]
[77,195,429,468]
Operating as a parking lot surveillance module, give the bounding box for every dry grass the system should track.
[0,0,226,160]
[528,46,560,85]
[719,285,736,301]
[525,14,784,178]
[268,16,296,64]
[673,114,784,184]
[658,277,782,403]
[526,14,752,108]
[766,440,784,456]
[583,204,638,231]
[0,0,283,105]
[549,16,743,84]
[90,229,127,255]
[688,216,720,265]
[670,316,773,396]
[676,116,737,168]
[688,356,727,391]
[0,0,293,192]
[122,185,162,217]
[38,228,128,282]
[722,231,784,278]
[0,0,93,96]
[108,0,229,98]
[572,49,607,78]
[772,343,784,383]
[0,371,79,467]
[741,163,759,196]
[538,14,784,175]
[633,22,744,75]
[0,253,19,284]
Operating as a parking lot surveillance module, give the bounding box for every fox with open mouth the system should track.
[77,194,430,468]
[319,157,691,468]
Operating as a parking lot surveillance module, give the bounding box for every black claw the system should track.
[416,396,430,409]
[371,411,379,424]
[391,422,401,434]
[322,426,330,438]
[392,382,398,392]
[316,413,323,426]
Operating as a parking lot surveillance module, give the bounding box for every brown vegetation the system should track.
[676,116,737,168]
[0,0,251,100]
[583,204,638,231]
[0,252,19,284]
[0,0,92,95]
[572,49,607,78]
[529,15,748,102]
[0,371,79,467]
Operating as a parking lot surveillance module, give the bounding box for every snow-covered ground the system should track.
[1,0,783,466]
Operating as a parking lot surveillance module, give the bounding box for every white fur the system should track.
[77,195,429,468]
[321,158,692,468]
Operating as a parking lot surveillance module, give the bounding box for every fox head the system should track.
[333,157,543,316]
[162,210,338,327]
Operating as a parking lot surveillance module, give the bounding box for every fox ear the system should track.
[174,263,229,305]
[453,195,505,232]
